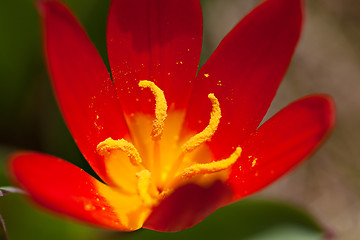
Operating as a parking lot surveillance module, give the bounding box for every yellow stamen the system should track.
[136,170,158,207]
[182,93,221,152]
[97,137,142,166]
[182,147,242,179]
[139,80,168,140]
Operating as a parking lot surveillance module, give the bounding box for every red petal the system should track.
[227,95,335,200]
[9,152,132,230]
[107,0,202,115]
[38,1,129,183]
[144,181,233,232]
[183,0,304,158]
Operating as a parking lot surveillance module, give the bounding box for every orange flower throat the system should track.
[95,80,241,229]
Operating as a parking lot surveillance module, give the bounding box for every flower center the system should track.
[96,80,241,208]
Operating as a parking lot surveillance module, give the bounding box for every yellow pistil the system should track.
[182,93,221,152]
[136,170,158,207]
[97,137,142,166]
[139,80,168,141]
[182,147,242,179]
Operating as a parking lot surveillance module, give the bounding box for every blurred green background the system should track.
[0,0,359,239]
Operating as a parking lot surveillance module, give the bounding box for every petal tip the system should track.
[35,0,68,18]
[307,94,337,133]
[35,0,51,16]
[7,151,35,180]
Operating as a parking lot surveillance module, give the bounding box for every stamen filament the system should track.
[182,147,242,179]
[182,93,221,152]
[162,152,185,187]
[139,80,168,141]
[136,170,158,207]
[97,137,142,166]
[152,140,161,184]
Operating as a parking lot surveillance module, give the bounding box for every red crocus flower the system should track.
[9,0,335,232]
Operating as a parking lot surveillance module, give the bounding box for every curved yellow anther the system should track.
[97,137,142,166]
[181,147,242,179]
[182,93,221,152]
[136,170,158,207]
[139,80,168,141]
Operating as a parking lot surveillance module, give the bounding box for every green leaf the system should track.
[108,199,324,240]
[0,188,324,240]
[0,185,25,240]
[0,194,99,240]
[0,213,8,240]
[0,146,14,185]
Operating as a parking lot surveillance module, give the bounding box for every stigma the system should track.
[96,80,241,208]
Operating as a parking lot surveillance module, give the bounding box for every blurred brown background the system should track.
[200,0,360,239]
